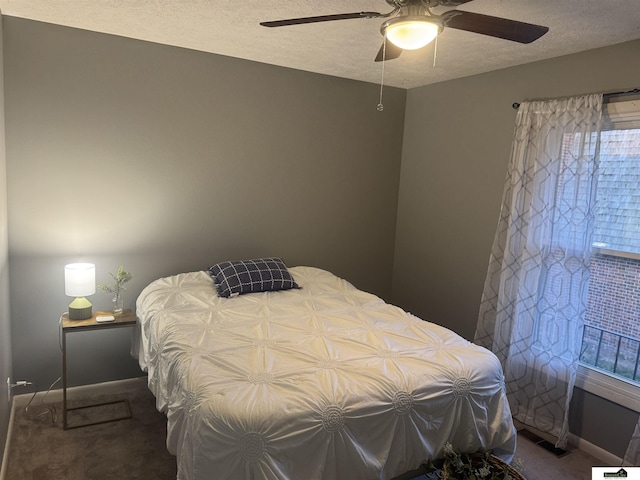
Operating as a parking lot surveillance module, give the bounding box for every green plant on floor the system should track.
[424,443,525,480]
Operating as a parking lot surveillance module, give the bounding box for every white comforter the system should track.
[136,266,516,480]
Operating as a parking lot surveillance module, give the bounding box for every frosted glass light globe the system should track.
[384,17,441,50]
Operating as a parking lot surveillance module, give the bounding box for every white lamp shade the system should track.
[385,18,441,50]
[64,263,96,297]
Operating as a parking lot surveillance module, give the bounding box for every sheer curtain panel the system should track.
[625,421,640,466]
[475,94,603,447]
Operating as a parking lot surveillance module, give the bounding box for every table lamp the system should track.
[65,263,96,320]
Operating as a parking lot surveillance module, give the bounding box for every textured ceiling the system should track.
[1,0,640,89]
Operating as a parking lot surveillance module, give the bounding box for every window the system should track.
[577,98,640,404]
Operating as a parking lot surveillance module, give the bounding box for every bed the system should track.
[136,263,516,480]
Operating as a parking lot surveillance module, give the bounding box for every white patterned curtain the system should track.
[475,94,603,448]
[625,420,640,466]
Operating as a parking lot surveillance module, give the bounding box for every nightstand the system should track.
[61,309,137,429]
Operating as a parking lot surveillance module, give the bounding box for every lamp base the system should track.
[68,306,92,320]
[68,297,93,320]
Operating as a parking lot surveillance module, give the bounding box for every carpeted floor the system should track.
[2,377,606,479]
[3,378,176,480]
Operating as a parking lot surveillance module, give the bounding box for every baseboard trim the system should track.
[12,376,147,408]
[0,401,16,480]
[567,433,624,466]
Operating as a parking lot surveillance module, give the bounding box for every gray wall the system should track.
[0,10,11,464]
[393,38,640,458]
[4,17,406,391]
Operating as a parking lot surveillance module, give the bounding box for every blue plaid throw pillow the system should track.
[208,257,299,298]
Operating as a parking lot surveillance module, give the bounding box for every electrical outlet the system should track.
[6,377,10,403]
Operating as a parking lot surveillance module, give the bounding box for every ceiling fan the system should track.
[260,0,549,62]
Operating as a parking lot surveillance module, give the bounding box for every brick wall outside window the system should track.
[587,253,640,338]
[581,252,640,381]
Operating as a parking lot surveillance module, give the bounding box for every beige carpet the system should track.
[3,377,606,479]
[514,432,603,480]
[3,378,176,480]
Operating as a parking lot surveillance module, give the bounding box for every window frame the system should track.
[577,96,640,408]
[575,364,639,411]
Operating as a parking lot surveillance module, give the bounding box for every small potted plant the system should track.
[98,265,133,314]
[424,443,525,480]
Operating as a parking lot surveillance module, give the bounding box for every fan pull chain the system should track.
[433,35,438,68]
[377,34,386,112]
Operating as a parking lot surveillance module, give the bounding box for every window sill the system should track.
[575,364,640,412]
[593,246,640,261]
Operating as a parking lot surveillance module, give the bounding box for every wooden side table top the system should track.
[61,309,136,331]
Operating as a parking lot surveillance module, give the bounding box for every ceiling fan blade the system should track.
[260,11,381,28]
[374,39,403,62]
[442,10,549,44]
[436,0,475,5]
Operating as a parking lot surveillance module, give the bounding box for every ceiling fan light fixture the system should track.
[383,16,442,50]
